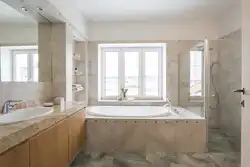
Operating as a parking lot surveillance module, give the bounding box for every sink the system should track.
[0,107,53,125]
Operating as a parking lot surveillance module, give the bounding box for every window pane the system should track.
[33,53,39,82]
[104,52,118,96]
[190,51,202,96]
[145,52,159,96]
[125,52,139,96]
[15,53,28,82]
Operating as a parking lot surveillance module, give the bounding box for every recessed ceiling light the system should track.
[37,7,43,11]
[21,7,28,12]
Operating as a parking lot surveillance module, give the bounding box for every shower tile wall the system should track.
[218,30,242,150]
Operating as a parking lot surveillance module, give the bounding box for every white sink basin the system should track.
[0,107,53,125]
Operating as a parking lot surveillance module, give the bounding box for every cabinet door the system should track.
[30,119,69,167]
[0,141,29,167]
[69,111,85,160]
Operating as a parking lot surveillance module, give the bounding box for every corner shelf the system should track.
[72,87,84,92]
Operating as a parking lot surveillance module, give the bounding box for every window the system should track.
[12,49,38,82]
[1,46,38,82]
[190,50,203,97]
[98,44,166,101]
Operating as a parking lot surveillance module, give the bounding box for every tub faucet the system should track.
[164,99,172,109]
[164,99,179,114]
[1,100,21,114]
[118,88,128,101]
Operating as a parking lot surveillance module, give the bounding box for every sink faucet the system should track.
[1,100,21,114]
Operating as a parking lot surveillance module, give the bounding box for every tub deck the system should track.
[86,106,205,120]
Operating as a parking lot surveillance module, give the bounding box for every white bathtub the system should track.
[86,106,203,119]
[87,106,173,117]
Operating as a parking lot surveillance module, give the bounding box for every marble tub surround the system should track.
[0,101,86,154]
[85,119,206,153]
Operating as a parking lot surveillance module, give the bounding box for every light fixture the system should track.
[21,7,28,12]
[37,7,43,11]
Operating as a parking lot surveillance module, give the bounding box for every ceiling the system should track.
[0,1,36,23]
[76,0,239,22]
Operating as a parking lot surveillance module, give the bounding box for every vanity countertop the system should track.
[0,101,86,155]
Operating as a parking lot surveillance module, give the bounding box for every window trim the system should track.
[98,43,166,101]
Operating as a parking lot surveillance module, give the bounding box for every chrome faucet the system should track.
[1,100,21,114]
[164,99,172,109]
[164,99,179,114]
[118,88,128,101]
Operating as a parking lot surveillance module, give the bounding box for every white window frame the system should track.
[98,43,166,101]
[189,49,204,101]
[12,49,38,82]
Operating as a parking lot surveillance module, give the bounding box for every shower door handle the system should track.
[241,100,245,108]
[233,88,245,95]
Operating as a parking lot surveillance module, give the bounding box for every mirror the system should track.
[0,1,51,82]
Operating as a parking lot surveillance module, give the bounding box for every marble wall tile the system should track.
[86,41,219,127]
[218,30,241,150]
[51,23,73,102]
[0,82,52,106]
[87,41,206,106]
[38,23,52,82]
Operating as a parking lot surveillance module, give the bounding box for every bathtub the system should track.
[87,106,173,117]
[85,106,207,153]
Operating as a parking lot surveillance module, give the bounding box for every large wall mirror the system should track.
[0,1,51,82]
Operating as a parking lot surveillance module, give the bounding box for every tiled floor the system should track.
[70,128,240,167]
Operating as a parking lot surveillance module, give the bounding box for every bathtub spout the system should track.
[164,99,172,109]
[164,99,179,114]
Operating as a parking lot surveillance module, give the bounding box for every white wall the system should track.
[47,0,88,40]
[0,24,37,45]
[88,20,218,41]
[217,7,241,37]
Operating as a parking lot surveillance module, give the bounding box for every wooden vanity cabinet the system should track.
[68,111,85,161]
[0,110,85,167]
[30,119,69,167]
[0,141,29,167]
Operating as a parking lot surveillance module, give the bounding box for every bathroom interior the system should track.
[0,0,244,167]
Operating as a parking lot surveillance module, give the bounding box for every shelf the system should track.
[73,53,81,61]
[73,55,81,61]
[73,73,84,76]
[72,87,84,92]
[72,84,84,92]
